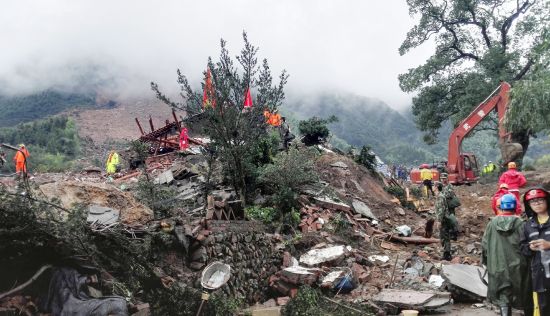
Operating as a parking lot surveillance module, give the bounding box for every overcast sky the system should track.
[0,0,434,110]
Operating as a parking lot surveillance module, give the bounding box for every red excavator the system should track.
[410,82,523,185]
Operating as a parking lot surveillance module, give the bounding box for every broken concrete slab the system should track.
[368,255,389,263]
[320,270,346,288]
[154,169,174,185]
[280,266,321,285]
[373,289,451,311]
[441,264,487,300]
[87,205,120,225]
[299,245,351,267]
[351,199,378,220]
[313,196,351,212]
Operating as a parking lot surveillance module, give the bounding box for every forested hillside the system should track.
[284,93,442,164]
[0,116,80,172]
[285,92,548,166]
[0,90,95,127]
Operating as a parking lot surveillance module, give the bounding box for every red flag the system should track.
[243,88,253,108]
[179,127,189,150]
[202,68,216,108]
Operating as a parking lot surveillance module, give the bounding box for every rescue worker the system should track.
[13,144,30,177]
[491,183,522,215]
[420,164,435,198]
[499,162,527,213]
[521,187,550,315]
[105,150,120,175]
[482,193,531,316]
[482,164,489,175]
[435,179,461,261]
[487,160,497,173]
[279,117,294,151]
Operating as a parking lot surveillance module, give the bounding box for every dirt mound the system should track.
[39,180,153,225]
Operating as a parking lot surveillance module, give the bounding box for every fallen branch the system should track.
[391,236,440,244]
[0,265,52,300]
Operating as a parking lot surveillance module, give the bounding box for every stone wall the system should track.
[189,221,282,303]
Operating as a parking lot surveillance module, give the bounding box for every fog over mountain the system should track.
[0,0,433,110]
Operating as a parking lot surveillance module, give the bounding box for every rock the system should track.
[465,243,476,253]
[428,275,445,287]
[396,225,412,237]
[373,289,451,311]
[368,255,390,263]
[280,266,321,285]
[404,267,420,278]
[320,270,346,287]
[154,170,174,185]
[330,161,349,169]
[87,205,120,225]
[313,196,351,212]
[397,208,406,216]
[299,245,351,266]
[441,264,487,300]
[352,199,378,220]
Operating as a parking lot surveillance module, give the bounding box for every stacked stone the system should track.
[190,231,282,303]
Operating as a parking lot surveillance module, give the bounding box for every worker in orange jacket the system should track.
[13,144,30,177]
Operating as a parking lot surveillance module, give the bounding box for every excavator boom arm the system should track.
[447,82,511,174]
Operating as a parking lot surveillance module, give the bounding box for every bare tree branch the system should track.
[501,0,535,51]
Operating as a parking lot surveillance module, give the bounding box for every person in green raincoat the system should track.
[482,193,531,316]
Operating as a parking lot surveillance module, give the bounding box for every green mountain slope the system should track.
[284,93,440,164]
[0,90,95,127]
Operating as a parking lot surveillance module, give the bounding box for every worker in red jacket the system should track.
[492,183,522,215]
[499,162,527,214]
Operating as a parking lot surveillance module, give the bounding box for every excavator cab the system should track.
[462,154,479,183]
[447,153,479,185]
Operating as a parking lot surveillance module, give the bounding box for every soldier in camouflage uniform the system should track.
[435,176,461,261]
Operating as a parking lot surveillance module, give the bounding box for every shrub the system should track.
[298,115,338,146]
[244,206,279,224]
[282,286,322,316]
[258,148,318,214]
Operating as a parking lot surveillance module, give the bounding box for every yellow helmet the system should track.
[18,143,25,148]
[508,162,516,169]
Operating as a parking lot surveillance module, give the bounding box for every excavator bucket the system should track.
[500,141,523,164]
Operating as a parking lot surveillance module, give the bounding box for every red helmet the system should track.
[525,189,548,201]
[420,163,430,169]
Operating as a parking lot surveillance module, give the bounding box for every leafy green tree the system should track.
[400,0,550,159]
[355,145,377,172]
[151,32,288,203]
[298,115,338,146]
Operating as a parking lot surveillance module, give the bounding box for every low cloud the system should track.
[0,0,433,109]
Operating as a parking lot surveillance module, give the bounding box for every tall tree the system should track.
[151,32,288,202]
[399,0,550,160]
